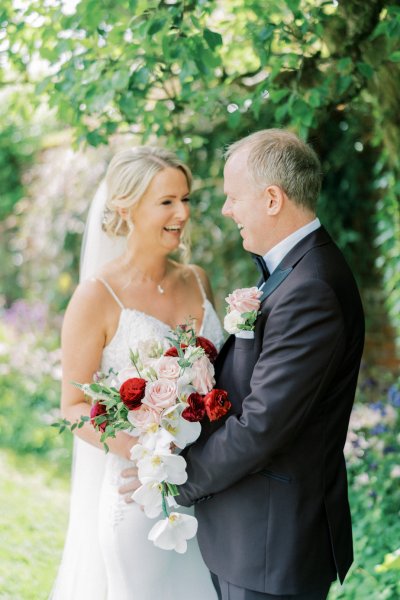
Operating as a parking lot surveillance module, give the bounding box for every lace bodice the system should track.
[100,285,224,375]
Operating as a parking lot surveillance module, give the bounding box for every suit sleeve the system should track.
[176,279,346,506]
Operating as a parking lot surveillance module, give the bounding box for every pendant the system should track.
[157,284,165,294]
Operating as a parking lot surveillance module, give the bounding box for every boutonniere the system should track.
[224,287,262,335]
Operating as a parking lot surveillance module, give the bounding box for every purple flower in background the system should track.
[370,401,387,416]
[369,424,388,436]
[387,385,400,408]
[360,377,378,391]
[2,300,48,333]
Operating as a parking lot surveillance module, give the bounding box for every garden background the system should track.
[0,1,399,598]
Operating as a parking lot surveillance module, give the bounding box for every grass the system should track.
[0,450,71,600]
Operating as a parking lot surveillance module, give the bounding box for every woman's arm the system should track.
[61,280,134,460]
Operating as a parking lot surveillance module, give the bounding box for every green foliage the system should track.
[329,373,400,599]
[1,0,399,328]
[0,311,71,472]
[373,165,400,343]
[0,450,69,599]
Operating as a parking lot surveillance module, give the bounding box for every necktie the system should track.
[251,253,270,284]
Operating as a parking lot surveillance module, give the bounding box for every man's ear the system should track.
[264,185,284,215]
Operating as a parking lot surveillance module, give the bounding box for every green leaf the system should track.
[357,62,374,79]
[286,0,300,12]
[307,89,322,108]
[110,69,130,91]
[389,51,400,62]
[89,383,104,393]
[203,28,223,50]
[270,88,290,103]
[227,109,241,129]
[148,18,166,36]
[337,57,352,73]
[337,75,352,95]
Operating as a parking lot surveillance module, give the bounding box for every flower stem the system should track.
[129,350,143,378]
[161,483,169,518]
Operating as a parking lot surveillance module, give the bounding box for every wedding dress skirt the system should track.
[51,281,224,600]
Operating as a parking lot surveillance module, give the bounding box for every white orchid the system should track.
[137,452,188,485]
[161,404,201,449]
[129,443,149,463]
[140,426,174,454]
[148,513,198,553]
[132,482,163,518]
[176,370,196,401]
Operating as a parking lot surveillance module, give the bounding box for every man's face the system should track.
[222,149,269,255]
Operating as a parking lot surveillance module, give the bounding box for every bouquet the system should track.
[57,324,231,553]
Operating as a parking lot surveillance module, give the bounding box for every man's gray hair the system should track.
[225,129,322,211]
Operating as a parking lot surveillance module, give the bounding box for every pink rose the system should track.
[156,356,181,380]
[225,287,262,314]
[191,355,215,395]
[128,405,160,430]
[143,378,177,411]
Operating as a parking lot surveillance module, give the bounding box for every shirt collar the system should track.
[263,218,321,274]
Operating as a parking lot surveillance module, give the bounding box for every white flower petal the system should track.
[160,404,201,449]
[129,443,148,462]
[223,309,245,334]
[148,513,198,553]
[132,483,163,518]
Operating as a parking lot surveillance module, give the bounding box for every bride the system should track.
[51,146,223,599]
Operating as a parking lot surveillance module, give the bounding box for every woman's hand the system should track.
[119,466,141,503]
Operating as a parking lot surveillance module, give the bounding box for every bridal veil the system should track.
[50,180,126,599]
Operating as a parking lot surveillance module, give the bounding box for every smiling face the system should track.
[129,167,190,254]
[222,149,271,255]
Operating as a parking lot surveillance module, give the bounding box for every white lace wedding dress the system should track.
[51,272,224,600]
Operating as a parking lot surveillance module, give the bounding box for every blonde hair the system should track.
[225,129,322,211]
[103,147,193,246]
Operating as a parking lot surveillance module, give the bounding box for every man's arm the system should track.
[176,279,346,506]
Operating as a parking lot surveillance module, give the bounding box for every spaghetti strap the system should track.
[190,266,207,303]
[97,277,125,310]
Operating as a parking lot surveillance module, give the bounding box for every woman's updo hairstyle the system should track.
[103,146,192,237]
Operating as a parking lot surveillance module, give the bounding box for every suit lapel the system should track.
[260,226,332,304]
[216,227,333,365]
[259,267,293,303]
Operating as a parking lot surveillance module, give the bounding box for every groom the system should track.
[175,129,365,599]
[119,129,365,599]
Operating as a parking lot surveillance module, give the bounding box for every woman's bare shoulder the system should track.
[63,278,114,328]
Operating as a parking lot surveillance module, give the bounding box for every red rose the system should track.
[120,377,146,410]
[204,389,231,421]
[90,402,107,432]
[182,392,206,422]
[196,336,218,364]
[164,344,188,357]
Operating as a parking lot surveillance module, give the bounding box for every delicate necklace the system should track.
[131,265,168,295]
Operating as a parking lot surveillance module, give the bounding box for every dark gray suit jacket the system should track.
[176,227,365,596]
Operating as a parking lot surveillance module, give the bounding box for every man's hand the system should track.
[118,466,141,504]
